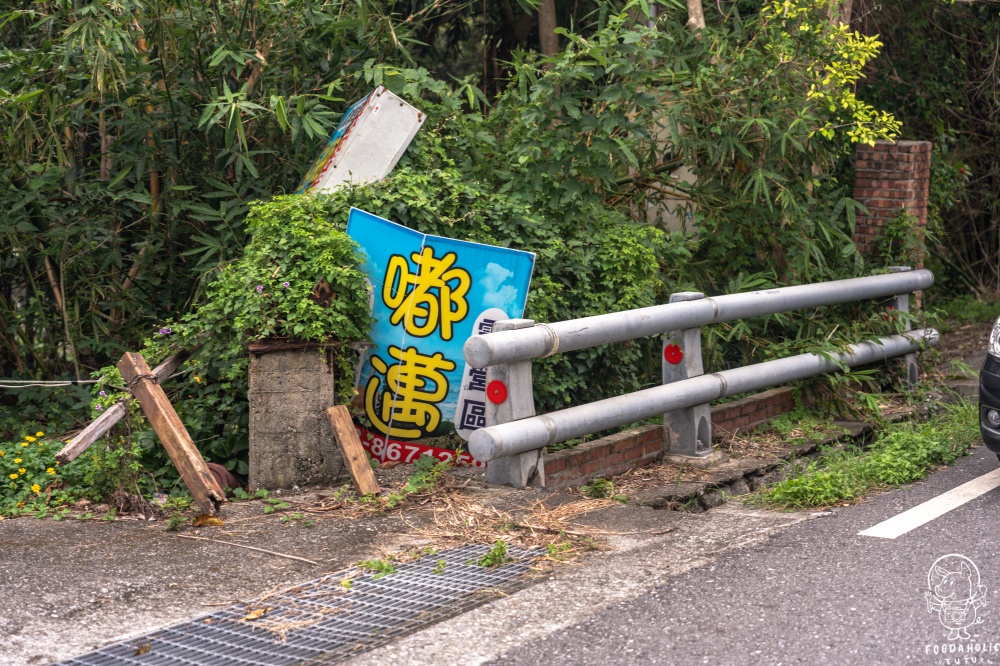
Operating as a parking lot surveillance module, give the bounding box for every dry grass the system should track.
[235,576,352,641]
[409,492,623,565]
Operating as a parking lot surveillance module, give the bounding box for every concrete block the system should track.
[248,346,343,490]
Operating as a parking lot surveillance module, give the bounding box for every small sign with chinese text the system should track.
[347,208,534,446]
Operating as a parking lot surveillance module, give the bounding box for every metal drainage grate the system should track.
[56,544,537,666]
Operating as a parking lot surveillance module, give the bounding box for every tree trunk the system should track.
[827,0,854,27]
[538,0,559,56]
[687,0,706,32]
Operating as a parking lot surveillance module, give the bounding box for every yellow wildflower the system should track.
[35,432,44,437]
[18,468,26,474]
[9,473,17,480]
[193,375,202,384]
[13,458,21,464]
[46,468,55,474]
[25,436,35,442]
[30,484,40,493]
[21,442,28,447]
[0,451,4,456]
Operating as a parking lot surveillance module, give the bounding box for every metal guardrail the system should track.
[462,268,938,488]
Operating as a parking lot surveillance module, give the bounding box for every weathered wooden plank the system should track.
[55,402,128,465]
[118,352,225,515]
[324,406,380,496]
[56,349,193,465]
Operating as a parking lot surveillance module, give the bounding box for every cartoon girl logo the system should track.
[926,554,988,640]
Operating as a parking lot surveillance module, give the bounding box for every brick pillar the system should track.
[852,140,932,259]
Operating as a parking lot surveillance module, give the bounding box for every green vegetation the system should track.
[1,0,976,498]
[475,539,513,568]
[232,487,270,501]
[262,498,291,515]
[358,558,397,579]
[0,430,91,517]
[854,2,999,297]
[932,295,1000,328]
[382,454,452,510]
[759,409,850,445]
[580,478,627,503]
[758,401,980,509]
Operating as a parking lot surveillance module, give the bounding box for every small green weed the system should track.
[231,487,269,501]
[433,559,447,574]
[545,542,574,561]
[475,539,513,568]
[263,498,291,514]
[580,478,627,503]
[383,455,452,510]
[163,494,194,531]
[358,558,397,579]
[280,512,315,527]
[165,513,188,531]
[759,409,846,443]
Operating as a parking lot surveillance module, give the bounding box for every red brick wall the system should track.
[710,387,795,438]
[852,140,931,258]
[544,425,662,490]
[543,387,797,489]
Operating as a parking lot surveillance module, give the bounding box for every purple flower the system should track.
[282,282,290,289]
[99,390,107,397]
[256,285,264,294]
[95,405,103,412]
[158,327,172,336]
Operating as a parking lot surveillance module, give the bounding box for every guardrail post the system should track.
[887,266,919,389]
[662,292,726,467]
[485,318,543,487]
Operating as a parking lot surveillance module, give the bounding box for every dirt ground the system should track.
[933,319,991,378]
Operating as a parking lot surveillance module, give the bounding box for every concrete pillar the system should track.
[485,319,543,488]
[247,341,343,490]
[662,292,726,468]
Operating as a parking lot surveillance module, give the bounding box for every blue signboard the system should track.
[346,208,535,443]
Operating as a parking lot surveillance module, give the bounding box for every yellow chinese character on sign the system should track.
[364,345,457,440]
[383,247,471,340]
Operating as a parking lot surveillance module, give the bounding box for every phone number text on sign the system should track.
[354,426,486,468]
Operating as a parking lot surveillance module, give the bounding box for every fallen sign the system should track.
[117,352,225,515]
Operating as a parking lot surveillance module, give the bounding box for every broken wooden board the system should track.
[56,349,193,465]
[118,352,225,515]
[324,405,380,496]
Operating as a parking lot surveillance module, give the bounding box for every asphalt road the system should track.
[486,445,1000,666]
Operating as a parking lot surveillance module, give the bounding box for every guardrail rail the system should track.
[462,267,937,487]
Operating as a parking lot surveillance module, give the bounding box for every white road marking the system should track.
[859,468,1000,539]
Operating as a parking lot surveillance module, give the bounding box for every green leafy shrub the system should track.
[91,194,373,478]
[760,401,979,509]
[0,431,90,516]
